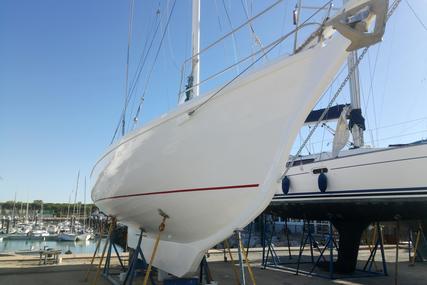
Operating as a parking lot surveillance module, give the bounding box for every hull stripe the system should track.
[95,183,259,202]
[273,187,427,201]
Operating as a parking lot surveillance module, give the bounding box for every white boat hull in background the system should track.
[274,143,427,204]
[57,233,77,242]
[91,31,350,276]
[76,233,91,241]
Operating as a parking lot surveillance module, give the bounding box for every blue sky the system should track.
[1,0,426,203]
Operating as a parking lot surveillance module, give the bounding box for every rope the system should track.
[278,0,402,182]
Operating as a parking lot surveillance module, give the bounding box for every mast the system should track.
[348,51,364,147]
[66,191,71,221]
[72,170,80,232]
[25,197,29,223]
[343,0,365,148]
[83,177,87,229]
[11,192,16,227]
[40,200,43,225]
[191,0,200,98]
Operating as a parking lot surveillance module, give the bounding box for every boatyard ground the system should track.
[0,246,426,284]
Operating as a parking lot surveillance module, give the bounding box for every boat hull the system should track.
[91,34,350,276]
[270,143,427,221]
[57,233,77,242]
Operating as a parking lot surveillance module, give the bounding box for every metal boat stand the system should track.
[296,220,329,273]
[85,217,127,285]
[306,222,338,278]
[103,220,126,280]
[122,228,156,285]
[408,221,427,265]
[307,221,387,280]
[199,255,213,284]
[362,222,388,276]
[261,217,316,270]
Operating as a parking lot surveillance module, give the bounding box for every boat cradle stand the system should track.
[261,216,388,279]
[123,227,156,285]
[261,216,319,269]
[408,221,427,265]
[307,221,388,279]
[84,216,145,285]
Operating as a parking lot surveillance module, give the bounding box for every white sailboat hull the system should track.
[76,233,91,241]
[273,143,427,211]
[57,233,77,242]
[91,34,350,276]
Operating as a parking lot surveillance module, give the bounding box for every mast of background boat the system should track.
[190,0,200,99]
[293,0,302,53]
[83,177,87,230]
[40,201,44,225]
[344,0,364,148]
[72,170,80,233]
[11,192,16,227]
[25,197,29,223]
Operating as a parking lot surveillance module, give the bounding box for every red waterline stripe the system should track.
[95,183,260,202]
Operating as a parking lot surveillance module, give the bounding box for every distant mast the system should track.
[191,0,200,99]
[25,198,29,222]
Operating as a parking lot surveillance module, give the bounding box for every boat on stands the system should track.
[268,0,427,273]
[91,0,388,277]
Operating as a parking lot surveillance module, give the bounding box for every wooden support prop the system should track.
[224,239,241,285]
[142,209,169,285]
